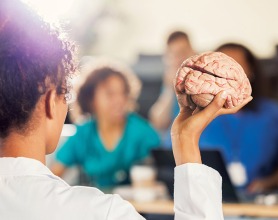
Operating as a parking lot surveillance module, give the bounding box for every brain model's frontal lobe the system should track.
[175,52,252,109]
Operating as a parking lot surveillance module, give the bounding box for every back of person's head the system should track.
[165,31,194,71]
[0,0,76,138]
[167,31,190,45]
[216,43,268,110]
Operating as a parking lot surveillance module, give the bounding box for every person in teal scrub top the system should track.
[52,65,160,188]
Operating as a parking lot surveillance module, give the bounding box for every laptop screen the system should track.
[151,148,239,203]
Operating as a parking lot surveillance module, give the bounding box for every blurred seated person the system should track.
[199,43,278,192]
[149,31,195,145]
[52,62,160,189]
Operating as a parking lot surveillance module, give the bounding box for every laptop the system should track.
[151,148,240,203]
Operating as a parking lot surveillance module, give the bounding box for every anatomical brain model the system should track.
[175,52,252,109]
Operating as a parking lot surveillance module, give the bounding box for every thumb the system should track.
[186,91,228,135]
[200,91,228,120]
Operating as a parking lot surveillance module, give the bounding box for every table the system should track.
[129,200,278,218]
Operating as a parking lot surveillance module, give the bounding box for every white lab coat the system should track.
[0,157,224,220]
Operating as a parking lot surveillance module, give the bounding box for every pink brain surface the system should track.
[175,51,252,109]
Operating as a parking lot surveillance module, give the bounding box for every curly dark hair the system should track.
[78,67,130,115]
[0,0,77,138]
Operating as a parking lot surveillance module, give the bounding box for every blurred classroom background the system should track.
[24,0,278,119]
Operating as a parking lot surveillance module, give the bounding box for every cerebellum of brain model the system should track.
[175,51,252,109]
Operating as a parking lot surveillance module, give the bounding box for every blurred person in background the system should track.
[149,31,195,147]
[52,63,160,189]
[200,43,278,193]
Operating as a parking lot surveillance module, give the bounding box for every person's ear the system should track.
[45,89,57,119]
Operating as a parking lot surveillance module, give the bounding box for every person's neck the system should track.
[98,117,125,132]
[97,117,126,150]
[0,131,46,164]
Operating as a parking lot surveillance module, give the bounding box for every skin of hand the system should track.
[248,179,271,194]
[163,68,177,89]
[248,173,278,194]
[171,79,253,166]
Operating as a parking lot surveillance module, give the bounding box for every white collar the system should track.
[0,157,67,184]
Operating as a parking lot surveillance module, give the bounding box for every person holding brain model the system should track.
[0,0,254,219]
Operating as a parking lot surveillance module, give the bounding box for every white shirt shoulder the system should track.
[0,157,224,220]
[0,157,143,220]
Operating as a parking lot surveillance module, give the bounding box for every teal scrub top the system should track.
[56,113,160,188]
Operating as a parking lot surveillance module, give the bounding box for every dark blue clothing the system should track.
[200,98,278,186]
[164,98,278,187]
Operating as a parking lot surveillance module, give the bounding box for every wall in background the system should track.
[78,0,278,63]
[24,0,278,62]
[120,0,278,59]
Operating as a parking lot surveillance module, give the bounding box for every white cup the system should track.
[130,165,157,202]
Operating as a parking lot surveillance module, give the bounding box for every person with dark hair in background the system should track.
[0,0,253,219]
[51,65,160,189]
[200,43,278,193]
[149,31,195,146]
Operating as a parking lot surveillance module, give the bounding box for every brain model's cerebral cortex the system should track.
[175,52,252,109]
